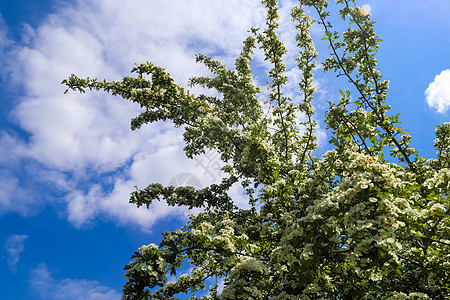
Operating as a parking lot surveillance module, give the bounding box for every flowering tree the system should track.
[63,0,449,298]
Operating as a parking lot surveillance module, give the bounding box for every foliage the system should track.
[63,0,450,298]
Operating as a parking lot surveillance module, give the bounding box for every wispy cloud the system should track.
[425,69,450,114]
[0,14,13,73]
[30,264,121,300]
[0,172,35,217]
[2,234,28,273]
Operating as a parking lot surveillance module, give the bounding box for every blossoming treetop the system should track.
[63,0,449,298]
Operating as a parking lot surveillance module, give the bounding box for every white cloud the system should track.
[0,172,35,217]
[30,264,121,300]
[0,133,69,217]
[425,69,450,114]
[0,132,27,164]
[0,14,12,61]
[2,234,28,273]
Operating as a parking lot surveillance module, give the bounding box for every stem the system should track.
[313,5,417,174]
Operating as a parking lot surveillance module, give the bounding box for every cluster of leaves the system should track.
[63,0,449,299]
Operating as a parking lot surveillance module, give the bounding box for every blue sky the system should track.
[0,0,449,299]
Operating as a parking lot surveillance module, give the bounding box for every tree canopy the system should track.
[63,0,450,298]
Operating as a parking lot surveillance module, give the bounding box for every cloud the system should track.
[2,234,28,273]
[425,69,450,114]
[0,133,69,217]
[0,14,12,68]
[0,171,35,217]
[30,264,121,300]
